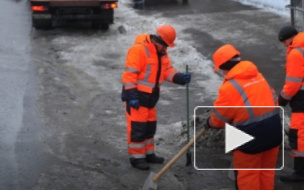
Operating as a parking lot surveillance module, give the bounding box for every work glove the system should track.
[183,73,191,84]
[129,99,140,109]
[278,95,288,106]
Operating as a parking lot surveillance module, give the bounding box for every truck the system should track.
[30,0,118,30]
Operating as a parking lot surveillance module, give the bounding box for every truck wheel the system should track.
[91,20,100,29]
[100,24,109,30]
[91,20,109,30]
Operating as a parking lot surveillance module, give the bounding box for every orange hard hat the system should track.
[212,44,240,71]
[156,24,176,47]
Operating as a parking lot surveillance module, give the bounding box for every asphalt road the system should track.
[0,0,303,190]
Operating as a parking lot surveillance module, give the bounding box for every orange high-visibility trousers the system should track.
[289,112,304,157]
[234,146,279,190]
[125,105,157,159]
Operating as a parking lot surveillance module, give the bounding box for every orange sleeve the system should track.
[122,45,145,89]
[210,84,235,128]
[281,49,304,100]
[163,58,178,82]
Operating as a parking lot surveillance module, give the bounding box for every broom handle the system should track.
[152,128,207,182]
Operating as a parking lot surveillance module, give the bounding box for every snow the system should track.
[234,0,290,16]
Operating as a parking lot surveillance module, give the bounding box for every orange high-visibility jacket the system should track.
[209,61,281,153]
[281,32,304,112]
[121,34,178,107]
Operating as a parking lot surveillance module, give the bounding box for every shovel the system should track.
[142,127,207,190]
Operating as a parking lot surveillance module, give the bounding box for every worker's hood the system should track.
[134,34,165,54]
[134,34,152,45]
[224,61,258,81]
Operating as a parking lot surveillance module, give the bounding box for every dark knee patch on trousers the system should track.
[289,129,298,150]
[146,121,156,139]
[131,121,147,142]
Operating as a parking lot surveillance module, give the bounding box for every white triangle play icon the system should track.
[225,123,255,153]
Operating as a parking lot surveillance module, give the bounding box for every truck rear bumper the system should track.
[32,11,113,22]
[52,14,112,20]
[33,14,52,19]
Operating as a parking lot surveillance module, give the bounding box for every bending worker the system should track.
[121,24,191,170]
[206,44,282,190]
[277,24,304,182]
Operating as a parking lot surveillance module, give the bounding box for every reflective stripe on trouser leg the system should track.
[126,106,157,158]
[289,113,304,157]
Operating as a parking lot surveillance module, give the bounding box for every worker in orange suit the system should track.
[121,24,191,170]
[277,24,304,182]
[205,44,282,190]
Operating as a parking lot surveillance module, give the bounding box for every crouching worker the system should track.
[205,44,283,190]
[121,24,191,170]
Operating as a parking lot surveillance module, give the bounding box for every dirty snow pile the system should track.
[233,0,290,16]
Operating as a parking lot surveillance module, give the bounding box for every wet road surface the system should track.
[1,0,303,190]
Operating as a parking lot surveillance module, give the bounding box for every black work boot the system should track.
[146,153,164,164]
[280,157,304,182]
[130,158,150,170]
[133,0,144,9]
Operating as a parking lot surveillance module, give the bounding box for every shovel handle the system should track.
[186,65,190,143]
[152,128,207,182]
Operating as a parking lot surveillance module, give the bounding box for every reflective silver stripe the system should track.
[129,143,145,149]
[138,45,155,88]
[212,108,230,123]
[143,46,151,58]
[146,150,154,154]
[229,79,255,118]
[293,47,304,91]
[233,109,279,127]
[167,72,175,81]
[229,57,241,61]
[281,91,292,100]
[124,82,137,88]
[131,154,146,159]
[146,139,154,145]
[124,67,139,73]
[291,150,304,157]
[272,90,278,105]
[138,80,155,88]
[144,64,151,81]
[285,76,303,82]
[295,47,304,57]
[228,79,279,126]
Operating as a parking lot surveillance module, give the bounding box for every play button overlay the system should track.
[193,106,285,171]
[225,123,254,153]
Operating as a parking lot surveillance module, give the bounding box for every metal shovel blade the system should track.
[142,172,157,190]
